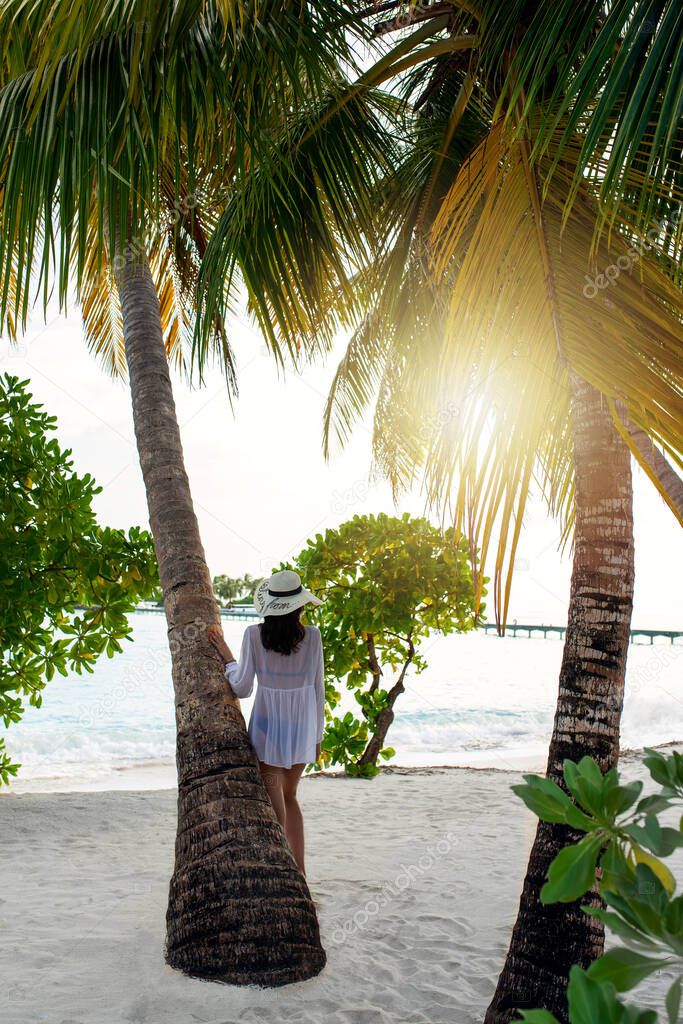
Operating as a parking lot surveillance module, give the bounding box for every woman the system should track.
[209,569,325,876]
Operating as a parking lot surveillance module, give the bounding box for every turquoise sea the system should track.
[4,611,682,791]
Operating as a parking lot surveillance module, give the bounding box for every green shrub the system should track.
[0,375,158,782]
[515,749,683,1024]
[287,512,483,775]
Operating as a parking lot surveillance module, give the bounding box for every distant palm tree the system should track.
[212,573,262,605]
[196,3,683,1018]
[213,575,242,607]
[240,574,263,602]
[0,0,386,984]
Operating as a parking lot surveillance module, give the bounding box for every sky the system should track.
[3,302,682,630]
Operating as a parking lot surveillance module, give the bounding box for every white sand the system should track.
[1,758,677,1024]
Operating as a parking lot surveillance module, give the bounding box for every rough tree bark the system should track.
[358,639,414,767]
[484,373,635,1024]
[620,412,683,523]
[367,633,383,693]
[113,241,326,985]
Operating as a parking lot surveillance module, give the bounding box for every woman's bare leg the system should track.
[282,763,306,875]
[258,761,306,874]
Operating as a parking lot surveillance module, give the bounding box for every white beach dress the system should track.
[224,624,325,768]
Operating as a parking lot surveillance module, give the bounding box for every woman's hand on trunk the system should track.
[209,628,234,664]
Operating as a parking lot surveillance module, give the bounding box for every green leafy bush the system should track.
[515,749,683,1024]
[0,374,158,782]
[288,512,483,777]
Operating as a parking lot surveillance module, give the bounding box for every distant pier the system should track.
[135,605,682,643]
[481,622,683,644]
[220,607,260,621]
[137,603,259,621]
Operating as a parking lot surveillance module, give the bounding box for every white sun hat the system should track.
[253,569,323,618]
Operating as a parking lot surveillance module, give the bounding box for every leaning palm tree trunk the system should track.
[621,415,683,522]
[485,373,634,1024]
[113,241,326,985]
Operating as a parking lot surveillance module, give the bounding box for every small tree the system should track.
[515,748,683,1024]
[0,375,158,783]
[291,513,482,778]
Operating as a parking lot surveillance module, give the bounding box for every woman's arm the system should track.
[209,626,255,698]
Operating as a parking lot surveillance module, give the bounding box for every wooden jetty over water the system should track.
[136,605,682,644]
[137,603,259,621]
[220,607,260,620]
[481,622,683,644]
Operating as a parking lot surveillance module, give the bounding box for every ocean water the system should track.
[3,612,682,791]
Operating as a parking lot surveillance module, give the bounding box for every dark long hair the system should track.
[259,608,306,656]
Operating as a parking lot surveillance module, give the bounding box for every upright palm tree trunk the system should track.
[113,242,326,985]
[485,373,634,1024]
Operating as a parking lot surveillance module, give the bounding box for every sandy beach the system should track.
[1,757,678,1024]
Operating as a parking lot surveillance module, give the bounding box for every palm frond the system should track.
[489,0,683,245]
[194,87,399,369]
[326,110,683,627]
[323,311,391,458]
[426,116,683,620]
[0,0,374,348]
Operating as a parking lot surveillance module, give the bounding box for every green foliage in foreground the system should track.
[288,513,482,777]
[0,375,158,783]
[515,749,683,1024]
